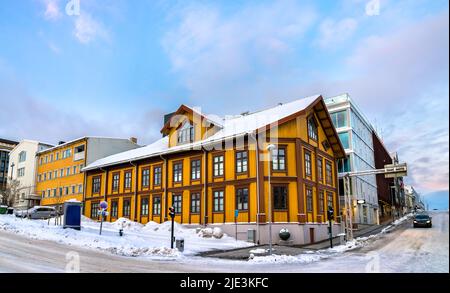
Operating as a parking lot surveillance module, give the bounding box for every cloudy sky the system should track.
[0,0,448,206]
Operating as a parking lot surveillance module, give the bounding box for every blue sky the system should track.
[0,0,448,206]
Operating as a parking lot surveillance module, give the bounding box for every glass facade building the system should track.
[325,94,379,225]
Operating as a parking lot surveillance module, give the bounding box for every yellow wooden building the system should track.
[36,137,139,207]
[82,95,345,244]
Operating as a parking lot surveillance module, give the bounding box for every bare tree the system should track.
[1,179,20,207]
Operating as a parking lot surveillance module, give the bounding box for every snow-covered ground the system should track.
[248,213,415,264]
[0,215,253,259]
[0,211,447,272]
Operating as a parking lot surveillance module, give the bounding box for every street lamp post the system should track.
[10,162,15,180]
[266,144,276,255]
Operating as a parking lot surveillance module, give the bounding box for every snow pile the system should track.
[249,248,267,254]
[0,215,252,259]
[251,253,326,264]
[197,227,224,239]
[392,213,413,226]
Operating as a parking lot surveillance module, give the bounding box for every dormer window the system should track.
[177,121,194,145]
[308,116,318,141]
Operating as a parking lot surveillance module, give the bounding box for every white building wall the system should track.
[8,140,53,209]
[86,138,140,165]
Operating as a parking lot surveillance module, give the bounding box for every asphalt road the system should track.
[0,211,447,273]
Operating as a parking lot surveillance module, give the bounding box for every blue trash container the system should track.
[63,201,82,230]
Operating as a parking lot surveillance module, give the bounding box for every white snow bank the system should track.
[0,215,252,259]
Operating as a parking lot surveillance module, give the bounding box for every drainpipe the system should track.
[129,161,138,222]
[202,147,208,226]
[82,169,87,215]
[160,154,168,221]
[99,167,107,202]
[249,132,260,244]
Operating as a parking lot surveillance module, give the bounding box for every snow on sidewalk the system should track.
[0,215,252,259]
[250,213,414,264]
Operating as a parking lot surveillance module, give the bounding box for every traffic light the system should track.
[169,206,175,219]
[327,206,334,221]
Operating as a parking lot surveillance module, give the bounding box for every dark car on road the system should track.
[413,214,432,228]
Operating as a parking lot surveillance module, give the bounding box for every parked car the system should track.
[413,213,432,228]
[15,206,57,220]
[14,208,32,218]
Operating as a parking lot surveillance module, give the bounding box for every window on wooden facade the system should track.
[141,198,149,216]
[92,177,101,194]
[319,191,325,214]
[172,194,182,214]
[65,187,69,195]
[173,162,183,183]
[191,159,201,180]
[112,173,120,192]
[91,202,99,219]
[327,192,334,210]
[273,186,287,210]
[317,158,323,183]
[177,122,194,145]
[304,151,312,177]
[124,171,132,189]
[123,199,131,217]
[326,161,333,185]
[213,190,224,212]
[152,196,161,215]
[72,186,75,194]
[235,151,248,173]
[272,147,286,171]
[308,116,318,141]
[191,193,201,214]
[142,169,150,187]
[306,188,313,212]
[111,201,118,218]
[236,188,249,211]
[213,155,224,177]
[154,166,162,186]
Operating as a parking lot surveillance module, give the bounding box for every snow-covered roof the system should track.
[83,95,335,171]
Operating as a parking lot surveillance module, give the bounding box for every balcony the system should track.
[73,151,85,161]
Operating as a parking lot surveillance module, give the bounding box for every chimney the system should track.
[130,137,138,144]
[58,141,66,145]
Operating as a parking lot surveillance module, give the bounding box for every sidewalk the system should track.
[200,221,395,260]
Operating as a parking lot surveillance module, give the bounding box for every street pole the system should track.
[328,208,333,248]
[344,175,353,241]
[169,207,175,249]
[99,209,104,235]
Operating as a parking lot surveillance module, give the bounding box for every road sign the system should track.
[384,163,407,178]
[100,201,108,210]
[235,209,239,218]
